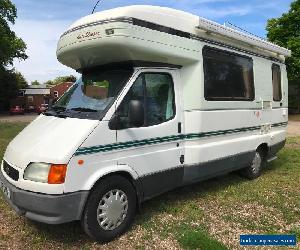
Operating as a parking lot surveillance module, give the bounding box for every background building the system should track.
[50,82,74,103]
[10,82,73,111]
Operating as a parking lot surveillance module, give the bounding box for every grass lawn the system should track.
[0,122,299,249]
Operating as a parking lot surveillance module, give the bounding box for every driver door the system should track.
[114,68,183,199]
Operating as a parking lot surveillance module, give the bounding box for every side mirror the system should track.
[108,113,122,130]
[128,100,144,127]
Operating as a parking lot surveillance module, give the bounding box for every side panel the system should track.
[180,43,288,184]
[64,122,120,193]
[182,109,287,183]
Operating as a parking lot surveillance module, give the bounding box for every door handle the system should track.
[178,122,182,134]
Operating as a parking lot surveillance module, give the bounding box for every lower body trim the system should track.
[0,170,89,224]
[183,151,255,184]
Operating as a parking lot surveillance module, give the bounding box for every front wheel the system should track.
[81,175,136,243]
[240,149,266,179]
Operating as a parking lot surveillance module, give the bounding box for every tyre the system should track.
[240,149,266,180]
[81,175,136,243]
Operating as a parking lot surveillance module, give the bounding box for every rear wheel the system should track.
[81,175,136,243]
[240,149,266,179]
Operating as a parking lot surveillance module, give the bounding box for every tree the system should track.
[44,80,54,86]
[55,75,77,84]
[0,0,28,110]
[31,80,40,85]
[44,75,77,86]
[266,0,300,82]
[0,0,27,67]
[15,71,28,89]
[0,68,27,110]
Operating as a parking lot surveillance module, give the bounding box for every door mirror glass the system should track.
[128,100,144,127]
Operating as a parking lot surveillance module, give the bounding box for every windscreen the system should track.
[48,68,133,119]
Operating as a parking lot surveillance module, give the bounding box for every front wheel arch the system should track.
[86,170,143,212]
[257,143,269,159]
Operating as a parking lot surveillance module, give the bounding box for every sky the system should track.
[11,0,292,84]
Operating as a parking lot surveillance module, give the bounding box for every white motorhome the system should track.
[0,6,290,242]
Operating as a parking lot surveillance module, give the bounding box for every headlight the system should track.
[24,163,51,183]
[24,163,67,184]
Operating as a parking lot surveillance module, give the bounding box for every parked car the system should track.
[9,106,25,115]
[36,104,49,114]
[27,105,35,113]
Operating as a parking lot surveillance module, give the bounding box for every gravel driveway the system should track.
[0,114,38,123]
[287,120,300,137]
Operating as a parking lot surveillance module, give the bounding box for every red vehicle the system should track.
[9,106,25,115]
[36,104,49,114]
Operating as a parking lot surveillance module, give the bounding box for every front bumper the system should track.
[0,170,89,224]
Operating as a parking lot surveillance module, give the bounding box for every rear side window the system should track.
[272,64,282,101]
[203,46,254,101]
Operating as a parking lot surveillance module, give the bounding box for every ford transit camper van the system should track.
[0,5,290,242]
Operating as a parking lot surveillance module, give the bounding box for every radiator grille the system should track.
[3,160,19,181]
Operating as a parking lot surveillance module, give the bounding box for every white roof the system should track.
[67,5,291,58]
[28,84,48,89]
[69,5,199,34]
[25,89,50,95]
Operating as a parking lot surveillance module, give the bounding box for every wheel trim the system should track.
[251,152,262,174]
[97,189,128,231]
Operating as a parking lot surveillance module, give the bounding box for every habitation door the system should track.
[114,68,183,199]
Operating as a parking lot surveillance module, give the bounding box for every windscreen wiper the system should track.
[44,110,57,116]
[44,106,66,117]
[70,107,97,112]
[52,106,66,112]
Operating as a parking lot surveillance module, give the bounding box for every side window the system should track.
[203,46,254,101]
[53,91,59,98]
[272,64,282,101]
[117,72,176,128]
[27,96,33,103]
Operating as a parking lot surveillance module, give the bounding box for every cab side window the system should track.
[117,72,176,128]
[118,75,144,128]
[272,64,282,101]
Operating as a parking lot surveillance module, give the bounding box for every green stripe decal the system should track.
[74,122,288,156]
